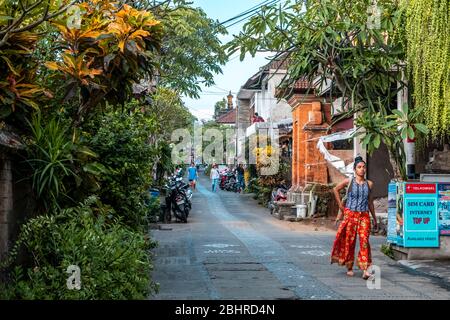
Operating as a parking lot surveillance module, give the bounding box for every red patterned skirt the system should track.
[330,207,372,270]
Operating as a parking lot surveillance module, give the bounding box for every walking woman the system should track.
[331,156,378,279]
[210,164,220,192]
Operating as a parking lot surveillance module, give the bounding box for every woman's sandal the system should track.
[346,270,354,277]
[362,271,372,280]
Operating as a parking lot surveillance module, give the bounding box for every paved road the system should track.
[150,176,450,300]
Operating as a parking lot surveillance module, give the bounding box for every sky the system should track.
[182,0,274,121]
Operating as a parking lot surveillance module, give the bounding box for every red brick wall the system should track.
[289,95,331,189]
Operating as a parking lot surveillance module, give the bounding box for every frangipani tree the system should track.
[354,104,429,180]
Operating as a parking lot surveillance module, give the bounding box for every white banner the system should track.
[316,128,356,177]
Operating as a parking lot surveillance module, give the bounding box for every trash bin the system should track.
[296,204,307,219]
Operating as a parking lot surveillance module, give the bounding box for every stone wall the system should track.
[0,152,12,259]
[0,151,35,260]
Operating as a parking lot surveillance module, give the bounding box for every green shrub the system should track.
[84,109,158,230]
[381,243,395,260]
[0,196,158,299]
[257,186,272,206]
[204,164,211,177]
[26,111,106,212]
[147,196,160,223]
[245,177,259,194]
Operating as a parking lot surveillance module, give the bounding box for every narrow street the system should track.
[150,175,450,300]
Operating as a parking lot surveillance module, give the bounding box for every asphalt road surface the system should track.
[150,175,450,300]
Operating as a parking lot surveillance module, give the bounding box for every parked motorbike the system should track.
[224,171,239,192]
[176,177,193,213]
[268,184,288,214]
[219,168,229,190]
[160,175,193,223]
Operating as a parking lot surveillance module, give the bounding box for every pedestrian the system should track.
[210,164,220,192]
[330,155,378,280]
[252,112,265,123]
[188,162,198,190]
[236,163,245,192]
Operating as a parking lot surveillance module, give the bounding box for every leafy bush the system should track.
[245,177,259,194]
[257,186,272,206]
[0,196,158,299]
[84,109,158,230]
[26,111,106,212]
[381,243,395,260]
[204,164,211,177]
[146,196,161,223]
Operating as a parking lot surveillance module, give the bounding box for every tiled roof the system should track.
[215,108,236,124]
[292,79,312,89]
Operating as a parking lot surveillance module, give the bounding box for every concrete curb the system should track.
[398,260,450,287]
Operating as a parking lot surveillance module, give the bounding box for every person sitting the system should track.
[252,112,265,123]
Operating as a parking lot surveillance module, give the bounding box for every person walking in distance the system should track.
[210,164,220,192]
[236,163,245,192]
[188,162,198,190]
[331,156,378,280]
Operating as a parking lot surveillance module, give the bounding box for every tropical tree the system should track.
[228,0,405,116]
[131,0,228,98]
[0,0,73,122]
[141,88,196,182]
[354,104,429,180]
[45,0,163,124]
[145,87,196,140]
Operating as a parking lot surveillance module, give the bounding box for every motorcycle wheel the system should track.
[177,204,187,223]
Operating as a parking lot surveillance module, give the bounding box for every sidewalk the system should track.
[398,260,450,289]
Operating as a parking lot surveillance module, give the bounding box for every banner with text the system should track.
[403,183,439,247]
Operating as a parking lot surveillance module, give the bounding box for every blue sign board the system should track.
[403,183,439,247]
[387,183,399,244]
[438,183,450,236]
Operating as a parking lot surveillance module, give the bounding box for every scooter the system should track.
[224,171,236,191]
[169,175,193,213]
[161,177,190,223]
[219,168,229,190]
